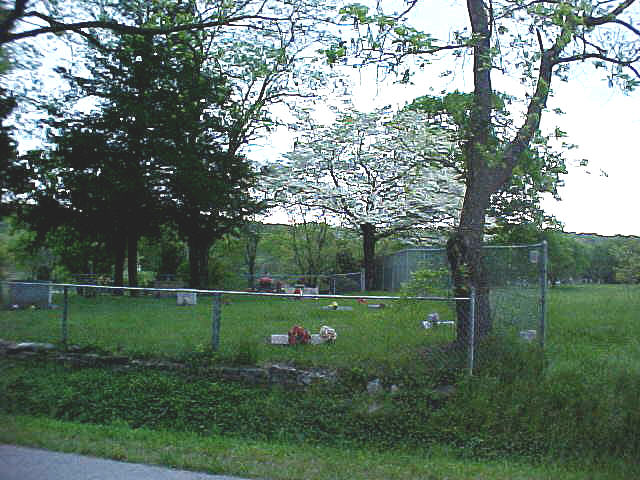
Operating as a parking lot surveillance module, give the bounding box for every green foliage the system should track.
[408,92,567,228]
[488,224,640,285]
[611,239,640,284]
[229,340,259,366]
[2,415,635,480]
[400,266,450,297]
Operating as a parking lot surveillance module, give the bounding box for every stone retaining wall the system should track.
[0,339,337,387]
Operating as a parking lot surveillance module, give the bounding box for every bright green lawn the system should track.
[546,284,640,377]
[1,285,640,478]
[2,284,638,372]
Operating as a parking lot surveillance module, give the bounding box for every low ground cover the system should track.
[1,414,635,480]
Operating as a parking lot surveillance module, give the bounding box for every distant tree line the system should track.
[1,217,419,289]
[491,224,640,285]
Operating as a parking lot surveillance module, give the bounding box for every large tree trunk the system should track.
[448,0,563,348]
[448,178,493,346]
[127,230,139,295]
[244,224,261,289]
[188,236,211,289]
[446,0,495,346]
[361,223,376,291]
[246,246,257,289]
[112,234,126,295]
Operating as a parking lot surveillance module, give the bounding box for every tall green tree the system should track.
[4,0,339,289]
[15,18,167,288]
[146,12,264,288]
[337,0,639,342]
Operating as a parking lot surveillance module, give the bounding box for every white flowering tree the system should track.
[266,107,464,290]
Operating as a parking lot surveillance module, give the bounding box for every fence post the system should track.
[540,240,548,349]
[211,292,221,351]
[405,249,410,286]
[62,286,69,349]
[468,287,476,376]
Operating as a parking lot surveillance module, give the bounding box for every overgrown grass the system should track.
[2,414,630,480]
[0,291,457,369]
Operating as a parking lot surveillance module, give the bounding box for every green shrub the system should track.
[400,266,450,297]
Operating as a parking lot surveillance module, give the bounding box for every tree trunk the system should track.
[188,236,211,289]
[446,0,495,346]
[113,234,125,295]
[246,236,257,289]
[246,251,256,289]
[447,176,493,346]
[361,223,376,291]
[244,225,261,289]
[127,230,139,295]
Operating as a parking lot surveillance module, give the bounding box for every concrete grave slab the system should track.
[177,292,197,305]
[8,282,52,309]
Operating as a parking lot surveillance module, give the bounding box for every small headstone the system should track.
[268,334,289,345]
[267,334,331,345]
[367,304,386,309]
[367,378,383,395]
[320,306,353,311]
[176,292,197,305]
[519,329,537,342]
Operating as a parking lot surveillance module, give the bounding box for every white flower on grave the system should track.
[319,325,337,341]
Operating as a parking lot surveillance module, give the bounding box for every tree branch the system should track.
[611,17,640,37]
[0,0,28,44]
[556,52,640,77]
[4,10,298,45]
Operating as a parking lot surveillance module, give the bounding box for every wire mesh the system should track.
[0,282,469,372]
[375,243,546,345]
[245,272,364,294]
[1,241,544,375]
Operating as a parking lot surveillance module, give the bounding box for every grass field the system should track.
[1,284,640,477]
[0,290,459,369]
[1,414,634,480]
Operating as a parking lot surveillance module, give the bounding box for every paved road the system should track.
[0,445,253,480]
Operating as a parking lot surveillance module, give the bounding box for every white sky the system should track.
[257,64,640,236]
[258,1,640,237]
[541,79,640,236]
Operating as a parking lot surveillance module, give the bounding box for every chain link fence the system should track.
[375,242,547,346]
[245,272,364,294]
[1,282,476,372]
[1,242,545,375]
